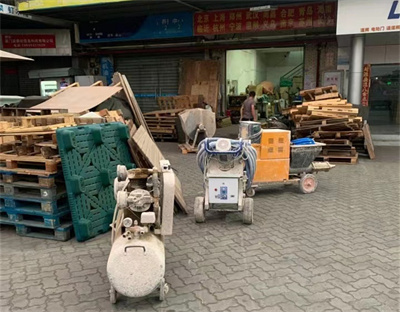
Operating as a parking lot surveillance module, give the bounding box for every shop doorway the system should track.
[368,64,400,132]
[226,47,304,121]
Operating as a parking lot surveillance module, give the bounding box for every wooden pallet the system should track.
[1,181,65,201]
[144,109,183,140]
[0,154,61,175]
[158,95,203,110]
[300,85,339,101]
[0,171,59,187]
[143,109,184,117]
[315,154,358,164]
[0,206,71,228]
[1,195,68,214]
[312,130,364,140]
[178,144,198,154]
[321,147,357,157]
[0,221,73,241]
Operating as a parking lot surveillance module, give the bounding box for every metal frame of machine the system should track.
[107,160,174,303]
[239,126,335,197]
[195,138,257,224]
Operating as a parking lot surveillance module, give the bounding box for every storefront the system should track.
[337,0,400,131]
[0,27,73,96]
[13,1,339,116]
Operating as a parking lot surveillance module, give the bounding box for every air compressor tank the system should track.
[107,233,165,298]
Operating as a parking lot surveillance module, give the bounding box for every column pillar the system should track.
[348,35,365,109]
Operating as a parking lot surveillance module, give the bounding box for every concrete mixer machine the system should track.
[107,160,175,303]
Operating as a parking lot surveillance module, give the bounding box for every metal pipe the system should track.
[78,35,337,56]
[348,35,365,106]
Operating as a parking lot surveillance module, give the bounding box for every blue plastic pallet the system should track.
[15,222,73,241]
[0,195,69,214]
[56,123,134,242]
[0,206,71,228]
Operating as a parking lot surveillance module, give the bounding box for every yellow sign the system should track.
[17,0,133,11]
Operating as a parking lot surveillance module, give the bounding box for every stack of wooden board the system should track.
[157,95,203,110]
[282,85,375,163]
[143,109,184,140]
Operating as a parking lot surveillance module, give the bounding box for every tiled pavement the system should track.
[1,125,399,312]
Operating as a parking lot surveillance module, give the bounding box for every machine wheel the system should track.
[159,278,169,301]
[245,188,256,197]
[242,198,254,225]
[194,197,205,223]
[109,286,117,304]
[299,174,318,194]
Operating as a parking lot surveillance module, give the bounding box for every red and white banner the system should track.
[361,64,371,107]
[2,34,56,49]
[194,2,336,36]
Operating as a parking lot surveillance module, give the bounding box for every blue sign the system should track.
[100,56,114,85]
[80,12,193,43]
[388,1,400,19]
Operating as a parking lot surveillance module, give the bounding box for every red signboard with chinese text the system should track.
[2,34,56,49]
[194,2,336,36]
[361,64,371,107]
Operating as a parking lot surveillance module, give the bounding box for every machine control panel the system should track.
[208,178,238,204]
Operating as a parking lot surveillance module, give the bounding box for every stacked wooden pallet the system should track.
[0,110,129,240]
[283,85,375,164]
[157,95,203,110]
[143,109,184,141]
[0,114,73,241]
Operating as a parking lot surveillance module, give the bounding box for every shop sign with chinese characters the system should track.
[194,2,336,36]
[362,64,371,107]
[0,29,71,56]
[2,34,56,49]
[337,0,400,35]
[79,12,192,43]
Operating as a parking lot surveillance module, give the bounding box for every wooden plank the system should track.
[314,92,340,101]
[191,81,219,113]
[1,123,75,134]
[307,105,353,111]
[30,87,122,113]
[143,109,184,116]
[0,154,61,163]
[115,73,153,140]
[179,60,219,96]
[132,126,187,214]
[311,111,355,119]
[319,107,359,114]
[304,99,349,106]
[362,123,375,160]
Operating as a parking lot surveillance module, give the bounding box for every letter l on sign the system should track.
[388,1,400,19]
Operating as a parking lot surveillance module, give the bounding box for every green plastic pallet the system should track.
[56,123,134,242]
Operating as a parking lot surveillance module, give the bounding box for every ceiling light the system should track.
[250,5,277,12]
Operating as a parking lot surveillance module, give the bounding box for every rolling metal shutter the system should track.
[115,52,204,113]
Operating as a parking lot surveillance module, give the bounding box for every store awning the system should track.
[0,50,34,62]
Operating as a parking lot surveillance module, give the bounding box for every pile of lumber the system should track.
[283,85,375,164]
[143,109,184,141]
[157,95,203,110]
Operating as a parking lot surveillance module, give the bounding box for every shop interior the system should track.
[226,47,304,123]
[368,64,400,132]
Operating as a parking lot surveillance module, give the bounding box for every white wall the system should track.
[227,49,304,94]
[262,51,304,88]
[226,49,267,94]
